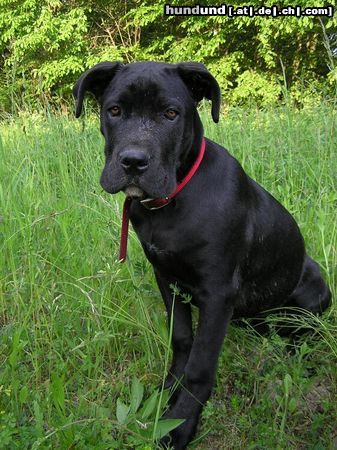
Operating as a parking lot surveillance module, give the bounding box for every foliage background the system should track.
[0,0,336,113]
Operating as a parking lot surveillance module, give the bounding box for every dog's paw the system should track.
[160,432,186,450]
[159,414,198,450]
[159,433,173,449]
[159,428,191,450]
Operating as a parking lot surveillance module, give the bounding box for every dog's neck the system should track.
[177,112,204,181]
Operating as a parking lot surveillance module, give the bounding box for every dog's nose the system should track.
[120,149,149,174]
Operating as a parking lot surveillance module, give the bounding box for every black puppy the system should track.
[73,61,331,449]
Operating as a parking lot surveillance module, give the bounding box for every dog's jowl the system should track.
[73,61,331,449]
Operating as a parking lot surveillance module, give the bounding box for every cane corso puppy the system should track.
[73,61,331,449]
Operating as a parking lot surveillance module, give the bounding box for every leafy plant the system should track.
[115,378,184,447]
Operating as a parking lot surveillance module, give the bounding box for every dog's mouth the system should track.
[123,184,146,199]
[102,169,176,200]
[122,177,175,200]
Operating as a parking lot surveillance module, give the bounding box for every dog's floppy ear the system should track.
[73,61,123,118]
[177,62,221,123]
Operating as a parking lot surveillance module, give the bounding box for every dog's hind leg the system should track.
[288,254,331,314]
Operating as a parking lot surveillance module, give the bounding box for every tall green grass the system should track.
[0,106,336,449]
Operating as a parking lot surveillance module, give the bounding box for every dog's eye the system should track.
[164,109,178,120]
[108,106,121,117]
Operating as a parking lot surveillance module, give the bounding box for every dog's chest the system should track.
[130,207,199,279]
[136,220,181,262]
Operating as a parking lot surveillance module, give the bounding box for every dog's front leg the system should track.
[161,290,234,450]
[155,270,193,390]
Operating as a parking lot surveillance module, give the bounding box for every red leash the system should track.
[119,196,132,262]
[119,137,206,262]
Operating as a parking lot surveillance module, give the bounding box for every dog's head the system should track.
[73,61,220,199]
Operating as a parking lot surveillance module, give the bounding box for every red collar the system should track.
[119,137,206,262]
